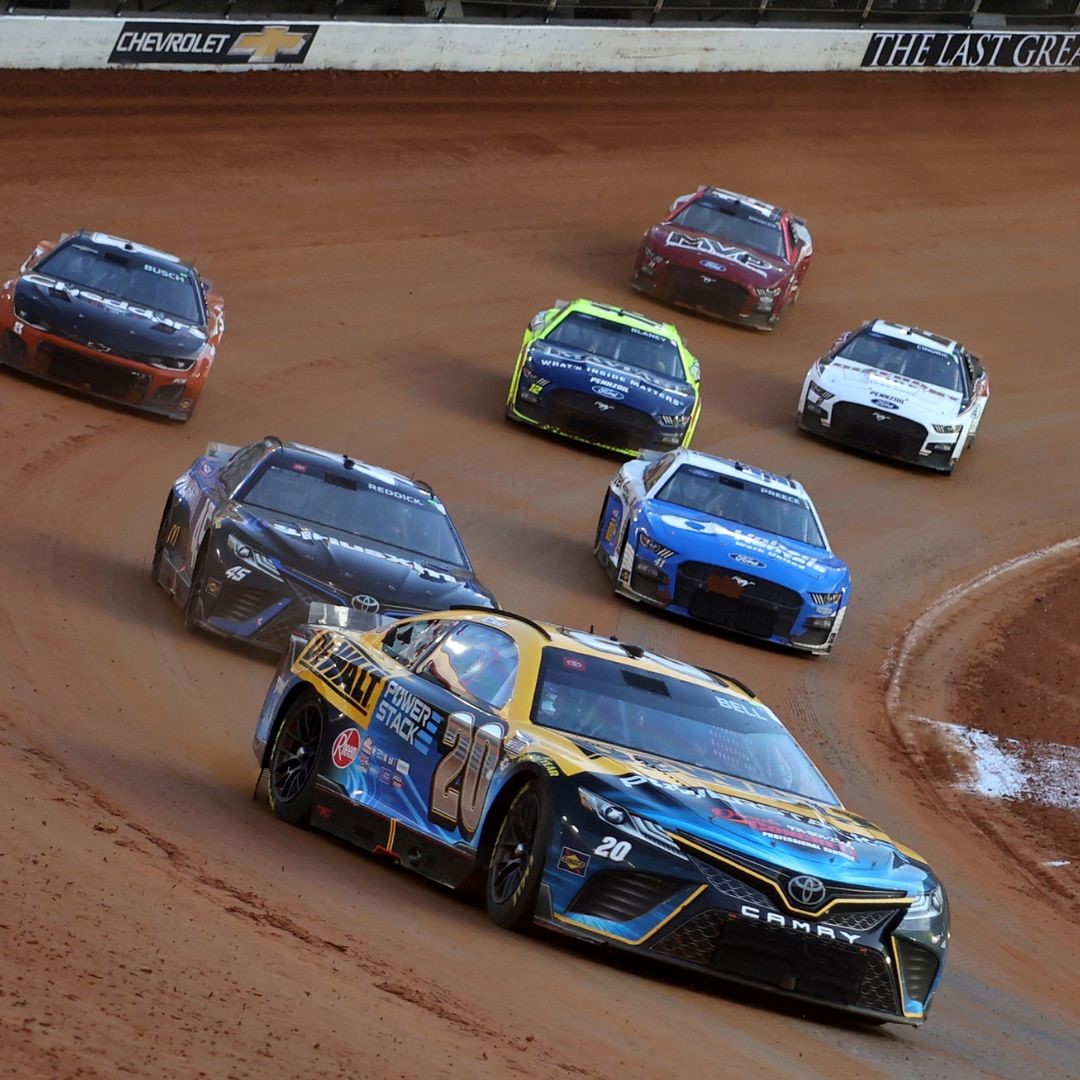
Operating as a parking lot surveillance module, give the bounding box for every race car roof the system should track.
[869,319,961,356]
[699,187,783,222]
[83,230,192,270]
[661,448,808,500]
[279,440,438,501]
[566,298,681,341]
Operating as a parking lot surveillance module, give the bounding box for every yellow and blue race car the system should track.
[254,605,949,1026]
[506,298,701,457]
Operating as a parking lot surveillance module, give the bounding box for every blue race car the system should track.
[594,449,850,654]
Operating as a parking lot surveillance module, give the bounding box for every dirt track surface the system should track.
[1,71,1078,1079]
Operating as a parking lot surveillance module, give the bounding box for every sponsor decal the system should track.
[23,273,198,332]
[739,904,862,944]
[869,398,901,410]
[711,802,858,861]
[358,735,374,771]
[665,232,774,280]
[730,553,766,569]
[862,31,1080,69]
[701,260,728,274]
[378,767,393,785]
[293,631,386,727]
[502,732,534,759]
[562,656,587,672]
[368,482,424,506]
[391,773,405,789]
[371,682,437,754]
[558,847,591,876]
[331,727,361,769]
[660,514,830,574]
[315,804,332,820]
[144,264,185,282]
[109,22,318,66]
[594,385,626,401]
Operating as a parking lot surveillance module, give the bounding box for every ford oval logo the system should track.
[787,875,827,906]
[702,260,728,274]
[869,398,899,410]
[730,554,766,569]
[594,385,626,401]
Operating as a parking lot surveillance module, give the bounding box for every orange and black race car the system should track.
[0,230,224,420]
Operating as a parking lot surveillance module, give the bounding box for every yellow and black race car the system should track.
[253,605,949,1025]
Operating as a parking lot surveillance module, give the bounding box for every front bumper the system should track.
[632,260,781,331]
[799,400,957,473]
[0,324,201,421]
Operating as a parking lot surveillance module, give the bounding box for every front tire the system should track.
[183,538,208,631]
[486,780,554,932]
[267,690,326,826]
[150,495,173,583]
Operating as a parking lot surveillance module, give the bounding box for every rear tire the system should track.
[486,780,554,932]
[267,690,326,826]
[150,495,173,582]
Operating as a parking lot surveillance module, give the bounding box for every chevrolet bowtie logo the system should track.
[229,26,311,63]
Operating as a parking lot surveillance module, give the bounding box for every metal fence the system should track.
[7,0,1079,27]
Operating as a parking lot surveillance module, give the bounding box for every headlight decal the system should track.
[578,787,686,859]
[226,532,283,582]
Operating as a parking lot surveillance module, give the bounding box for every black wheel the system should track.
[267,691,326,826]
[150,496,173,582]
[486,780,553,931]
[592,493,611,556]
[183,538,208,631]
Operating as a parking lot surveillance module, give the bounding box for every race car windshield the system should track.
[671,202,785,258]
[35,240,204,324]
[544,312,684,380]
[533,648,838,805]
[839,331,965,394]
[656,465,825,548]
[240,462,470,568]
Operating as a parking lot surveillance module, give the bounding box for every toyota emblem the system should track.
[350,594,380,613]
[787,874,827,906]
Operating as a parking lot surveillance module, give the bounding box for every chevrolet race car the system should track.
[152,437,495,653]
[255,605,948,1025]
[595,449,850,655]
[506,298,701,457]
[0,231,223,420]
[798,320,989,474]
[632,187,812,330]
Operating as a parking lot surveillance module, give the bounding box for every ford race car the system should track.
[255,605,948,1025]
[595,450,850,655]
[0,231,223,420]
[152,437,495,653]
[632,187,812,330]
[506,298,701,457]
[797,320,989,474]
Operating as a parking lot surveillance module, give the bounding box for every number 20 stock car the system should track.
[253,605,949,1025]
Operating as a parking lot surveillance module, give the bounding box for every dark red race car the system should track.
[0,230,224,420]
[632,187,813,331]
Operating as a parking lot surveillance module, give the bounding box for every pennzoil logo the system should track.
[109,22,318,66]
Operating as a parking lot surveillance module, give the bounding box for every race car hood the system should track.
[13,273,206,369]
[641,502,848,589]
[821,357,964,420]
[652,225,790,288]
[568,738,932,892]
[527,341,695,415]
[233,510,496,613]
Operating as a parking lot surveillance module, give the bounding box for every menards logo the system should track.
[109,22,318,65]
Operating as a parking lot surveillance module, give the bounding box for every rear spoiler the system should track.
[306,603,394,634]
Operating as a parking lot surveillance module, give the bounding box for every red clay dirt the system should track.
[0,70,1077,1079]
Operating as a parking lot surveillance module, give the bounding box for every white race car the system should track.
[797,320,989,474]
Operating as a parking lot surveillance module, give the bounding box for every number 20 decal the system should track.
[595,836,632,861]
[430,712,504,839]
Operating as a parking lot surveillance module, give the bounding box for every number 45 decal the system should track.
[430,711,504,840]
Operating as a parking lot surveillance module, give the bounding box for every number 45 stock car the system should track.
[254,605,949,1025]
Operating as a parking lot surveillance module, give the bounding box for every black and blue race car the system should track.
[506,298,701,457]
[254,605,949,1025]
[152,437,495,653]
[595,449,851,654]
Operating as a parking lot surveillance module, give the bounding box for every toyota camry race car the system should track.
[506,298,701,457]
[152,437,495,653]
[255,605,948,1025]
[632,187,812,330]
[595,450,850,655]
[797,320,989,474]
[0,231,223,420]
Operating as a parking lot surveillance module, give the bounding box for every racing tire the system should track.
[150,495,172,583]
[267,690,326,827]
[183,538,209,631]
[485,779,554,932]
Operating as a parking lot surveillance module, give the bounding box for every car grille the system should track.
[38,342,149,402]
[652,910,899,1014]
[674,562,802,640]
[830,403,927,460]
[149,383,187,406]
[826,908,898,934]
[567,871,688,922]
[895,936,940,1006]
[694,858,772,908]
[212,584,285,623]
[546,389,661,452]
[664,266,750,319]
